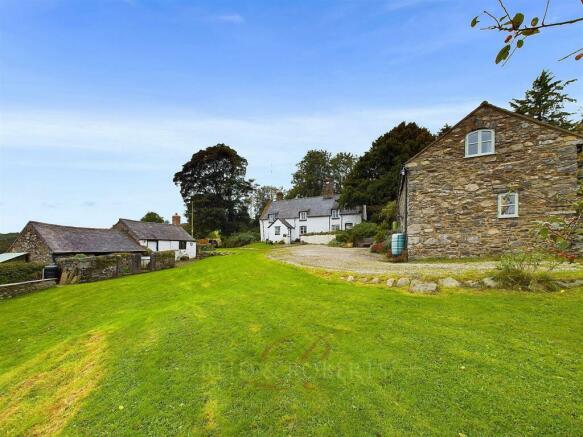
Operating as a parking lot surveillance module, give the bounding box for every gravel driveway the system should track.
[268,245,581,276]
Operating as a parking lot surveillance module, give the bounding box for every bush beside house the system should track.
[0,261,44,285]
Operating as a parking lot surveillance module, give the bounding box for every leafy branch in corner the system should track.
[471,0,583,64]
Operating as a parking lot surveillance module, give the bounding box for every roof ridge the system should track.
[30,221,116,232]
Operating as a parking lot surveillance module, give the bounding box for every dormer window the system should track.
[299,211,307,221]
[465,129,495,157]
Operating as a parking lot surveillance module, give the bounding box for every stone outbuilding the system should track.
[398,101,582,259]
[9,221,145,264]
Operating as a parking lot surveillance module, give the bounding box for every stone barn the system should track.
[399,101,582,259]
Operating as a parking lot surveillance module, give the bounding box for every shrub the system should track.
[370,241,389,254]
[222,231,259,248]
[348,222,379,243]
[0,261,44,285]
[494,252,558,291]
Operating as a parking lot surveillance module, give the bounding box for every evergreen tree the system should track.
[510,70,577,129]
[339,122,434,221]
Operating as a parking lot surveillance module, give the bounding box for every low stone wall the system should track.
[300,234,336,245]
[0,279,57,299]
[150,250,176,271]
[57,253,142,284]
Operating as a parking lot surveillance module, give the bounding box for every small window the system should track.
[299,211,307,221]
[465,129,495,157]
[268,213,276,223]
[274,226,281,235]
[331,224,340,231]
[498,193,518,218]
[179,241,186,250]
[331,209,339,219]
[345,223,353,230]
[300,226,307,235]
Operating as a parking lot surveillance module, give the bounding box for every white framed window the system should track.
[268,213,276,223]
[498,193,518,218]
[465,129,495,157]
[274,226,281,235]
[331,209,339,219]
[331,224,340,231]
[300,226,307,235]
[345,223,353,230]
[299,211,307,221]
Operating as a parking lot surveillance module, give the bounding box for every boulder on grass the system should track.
[396,278,410,287]
[439,277,461,288]
[409,280,438,294]
[386,278,395,287]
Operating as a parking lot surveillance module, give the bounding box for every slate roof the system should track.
[115,219,195,241]
[260,195,361,220]
[268,218,294,229]
[28,221,144,254]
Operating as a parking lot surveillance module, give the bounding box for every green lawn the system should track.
[1,245,582,436]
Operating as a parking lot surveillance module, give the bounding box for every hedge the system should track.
[0,261,44,285]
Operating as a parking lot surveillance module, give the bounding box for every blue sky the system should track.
[0,0,581,232]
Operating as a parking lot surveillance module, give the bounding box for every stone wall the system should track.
[57,253,142,284]
[150,250,176,271]
[0,279,57,299]
[405,104,581,259]
[9,223,53,264]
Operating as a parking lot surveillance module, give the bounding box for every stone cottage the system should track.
[399,101,582,259]
[9,221,145,264]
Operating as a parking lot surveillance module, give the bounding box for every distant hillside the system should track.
[0,233,18,253]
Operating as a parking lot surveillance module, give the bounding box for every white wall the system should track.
[138,239,197,259]
[300,234,336,245]
[260,212,364,243]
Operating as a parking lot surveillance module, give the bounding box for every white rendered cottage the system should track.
[259,191,365,244]
[113,215,196,259]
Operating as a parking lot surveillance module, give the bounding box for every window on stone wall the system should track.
[498,193,518,218]
[465,129,495,157]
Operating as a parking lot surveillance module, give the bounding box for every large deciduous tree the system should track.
[510,70,578,129]
[140,212,166,223]
[173,144,254,238]
[339,122,434,220]
[286,150,357,199]
[250,185,286,220]
[286,149,332,199]
[330,152,357,193]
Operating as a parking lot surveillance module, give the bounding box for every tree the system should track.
[286,149,332,199]
[250,185,285,220]
[436,123,452,138]
[510,70,577,129]
[330,152,357,192]
[173,144,254,238]
[339,122,434,221]
[471,1,583,64]
[140,212,166,223]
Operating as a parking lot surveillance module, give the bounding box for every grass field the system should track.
[1,245,582,435]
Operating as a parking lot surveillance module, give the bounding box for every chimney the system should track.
[172,213,181,226]
[275,191,284,201]
[322,179,334,199]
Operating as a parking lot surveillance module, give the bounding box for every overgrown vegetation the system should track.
[494,252,559,291]
[221,231,259,248]
[334,222,379,245]
[0,233,18,253]
[0,261,44,285]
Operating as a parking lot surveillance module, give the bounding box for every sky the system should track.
[0,0,581,232]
